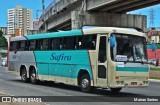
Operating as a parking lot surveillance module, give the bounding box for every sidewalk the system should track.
[149,79,160,82]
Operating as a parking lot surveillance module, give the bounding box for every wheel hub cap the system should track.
[82,79,89,88]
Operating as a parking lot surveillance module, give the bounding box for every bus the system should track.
[8,27,149,92]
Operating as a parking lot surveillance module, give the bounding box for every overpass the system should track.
[38,0,160,32]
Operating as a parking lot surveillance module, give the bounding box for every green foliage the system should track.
[150,67,160,71]
[0,30,3,36]
[1,53,7,58]
[0,30,8,49]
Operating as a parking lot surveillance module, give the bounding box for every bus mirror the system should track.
[14,49,17,54]
[110,35,116,48]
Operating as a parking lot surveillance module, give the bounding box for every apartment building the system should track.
[7,5,33,36]
[0,27,7,35]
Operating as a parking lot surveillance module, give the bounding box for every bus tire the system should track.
[110,88,122,93]
[21,68,28,83]
[30,69,37,84]
[80,74,91,92]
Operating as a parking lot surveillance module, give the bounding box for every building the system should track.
[0,27,7,35]
[33,19,39,31]
[147,27,160,43]
[7,5,33,36]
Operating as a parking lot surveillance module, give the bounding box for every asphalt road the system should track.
[0,66,160,105]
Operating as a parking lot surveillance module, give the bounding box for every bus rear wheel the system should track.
[21,68,28,82]
[80,74,91,92]
[30,69,37,84]
[110,88,122,93]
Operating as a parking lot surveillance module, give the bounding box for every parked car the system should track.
[1,59,7,67]
[148,59,158,66]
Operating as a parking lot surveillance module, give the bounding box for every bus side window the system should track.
[10,42,13,51]
[51,38,60,50]
[64,36,75,50]
[82,35,97,50]
[20,41,26,51]
[77,36,82,49]
[16,41,21,51]
[63,37,67,49]
[77,35,97,50]
[29,40,36,51]
[59,38,63,50]
[42,39,49,50]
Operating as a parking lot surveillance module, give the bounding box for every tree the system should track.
[0,30,8,50]
[0,30,3,36]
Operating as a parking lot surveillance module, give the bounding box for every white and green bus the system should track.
[8,27,149,92]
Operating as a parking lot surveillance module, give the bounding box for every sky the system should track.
[128,4,160,28]
[0,0,160,28]
[0,0,53,27]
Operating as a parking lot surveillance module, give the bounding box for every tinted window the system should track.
[12,42,17,51]
[28,40,36,51]
[20,41,27,51]
[98,36,106,63]
[42,39,49,50]
[10,42,13,51]
[35,39,42,50]
[51,38,61,50]
[63,37,76,50]
[77,35,97,50]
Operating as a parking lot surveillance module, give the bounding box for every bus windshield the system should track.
[111,33,147,63]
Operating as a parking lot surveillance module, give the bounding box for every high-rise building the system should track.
[7,5,33,36]
[0,27,7,35]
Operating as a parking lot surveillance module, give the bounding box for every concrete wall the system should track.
[71,11,147,32]
[86,0,115,10]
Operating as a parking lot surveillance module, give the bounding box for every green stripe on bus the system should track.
[116,67,149,72]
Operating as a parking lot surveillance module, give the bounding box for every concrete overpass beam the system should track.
[71,11,147,32]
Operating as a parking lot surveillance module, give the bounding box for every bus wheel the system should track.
[21,68,28,82]
[80,74,91,92]
[30,69,37,84]
[110,88,122,93]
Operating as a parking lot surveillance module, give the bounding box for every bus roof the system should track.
[26,30,82,40]
[83,27,145,37]
[10,27,145,41]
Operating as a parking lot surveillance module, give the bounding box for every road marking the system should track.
[0,91,14,96]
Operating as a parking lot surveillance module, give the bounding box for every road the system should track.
[0,66,160,105]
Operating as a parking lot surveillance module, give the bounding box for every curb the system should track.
[149,79,160,82]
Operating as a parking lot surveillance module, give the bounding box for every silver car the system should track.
[1,59,7,67]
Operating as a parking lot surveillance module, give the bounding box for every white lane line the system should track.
[0,91,14,96]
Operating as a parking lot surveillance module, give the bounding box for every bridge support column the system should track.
[71,11,147,32]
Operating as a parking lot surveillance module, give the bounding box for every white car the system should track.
[1,59,7,67]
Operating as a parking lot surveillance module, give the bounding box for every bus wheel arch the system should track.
[77,69,92,92]
[20,65,28,82]
[29,66,37,84]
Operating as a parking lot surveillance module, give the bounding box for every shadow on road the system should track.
[10,79,145,97]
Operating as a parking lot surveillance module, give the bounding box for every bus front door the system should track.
[97,35,108,87]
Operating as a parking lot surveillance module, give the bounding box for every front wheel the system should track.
[80,74,91,92]
[110,88,122,93]
[30,70,37,84]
